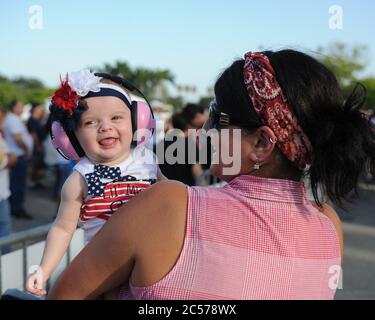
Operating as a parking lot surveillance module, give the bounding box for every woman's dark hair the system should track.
[214,49,375,207]
[214,60,263,130]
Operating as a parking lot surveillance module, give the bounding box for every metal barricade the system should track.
[0,223,55,294]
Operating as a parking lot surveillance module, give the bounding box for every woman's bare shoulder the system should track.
[148,179,188,196]
[118,179,188,232]
[311,201,344,257]
[310,202,341,225]
[123,180,189,285]
[135,180,188,219]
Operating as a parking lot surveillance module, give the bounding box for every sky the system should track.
[0,0,374,101]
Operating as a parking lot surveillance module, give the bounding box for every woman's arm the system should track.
[47,180,187,300]
[26,171,83,295]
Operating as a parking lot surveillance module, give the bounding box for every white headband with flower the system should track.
[68,69,102,96]
[52,69,132,115]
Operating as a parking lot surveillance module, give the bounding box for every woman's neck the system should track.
[222,164,302,183]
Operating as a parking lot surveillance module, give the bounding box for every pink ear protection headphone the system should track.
[50,73,156,160]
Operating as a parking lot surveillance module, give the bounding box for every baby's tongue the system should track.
[100,138,116,146]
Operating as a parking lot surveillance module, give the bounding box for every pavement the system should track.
[334,183,375,300]
[9,172,375,300]
[12,169,57,233]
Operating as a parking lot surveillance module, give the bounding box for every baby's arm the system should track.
[26,171,84,295]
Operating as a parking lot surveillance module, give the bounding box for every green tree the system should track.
[0,74,8,82]
[98,61,174,100]
[317,43,368,87]
[0,75,53,111]
[0,81,20,111]
[361,78,375,109]
[25,87,54,106]
[100,61,132,79]
[13,77,45,90]
[164,96,184,112]
[317,43,375,110]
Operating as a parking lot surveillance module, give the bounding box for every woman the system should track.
[48,50,375,300]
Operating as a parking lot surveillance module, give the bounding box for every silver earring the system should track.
[254,163,261,170]
[269,137,277,144]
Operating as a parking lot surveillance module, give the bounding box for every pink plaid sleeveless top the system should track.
[119,175,341,300]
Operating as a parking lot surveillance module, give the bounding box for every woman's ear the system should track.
[252,126,277,161]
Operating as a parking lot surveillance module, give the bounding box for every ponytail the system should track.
[308,83,375,207]
[264,50,375,207]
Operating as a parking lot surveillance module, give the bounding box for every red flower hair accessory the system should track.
[52,74,80,115]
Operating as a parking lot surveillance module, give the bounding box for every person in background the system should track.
[181,103,208,129]
[181,103,212,183]
[27,103,46,189]
[2,100,33,220]
[146,100,172,152]
[0,112,17,254]
[158,113,203,186]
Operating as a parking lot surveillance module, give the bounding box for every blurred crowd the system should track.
[1,96,374,253]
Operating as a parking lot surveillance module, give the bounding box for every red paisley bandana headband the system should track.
[243,51,313,170]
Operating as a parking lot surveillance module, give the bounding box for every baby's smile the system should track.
[98,137,118,148]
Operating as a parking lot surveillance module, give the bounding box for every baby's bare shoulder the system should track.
[61,171,86,201]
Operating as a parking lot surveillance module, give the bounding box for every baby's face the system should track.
[75,96,133,165]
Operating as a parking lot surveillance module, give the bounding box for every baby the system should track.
[26,70,162,298]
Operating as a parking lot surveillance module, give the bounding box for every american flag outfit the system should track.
[75,147,157,244]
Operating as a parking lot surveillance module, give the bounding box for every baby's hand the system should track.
[26,266,47,296]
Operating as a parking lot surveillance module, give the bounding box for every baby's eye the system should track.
[112,115,123,121]
[83,120,96,126]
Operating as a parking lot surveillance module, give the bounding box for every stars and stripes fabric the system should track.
[73,149,158,243]
[80,180,153,222]
[85,164,122,197]
[79,179,154,244]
